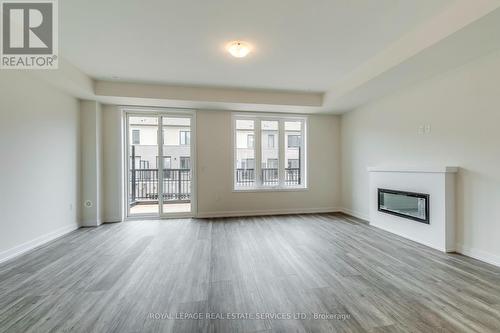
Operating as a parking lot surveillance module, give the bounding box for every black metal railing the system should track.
[130,167,301,203]
[236,169,255,186]
[236,168,301,186]
[284,168,301,185]
[129,169,191,204]
[262,168,279,186]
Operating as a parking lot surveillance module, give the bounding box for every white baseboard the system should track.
[456,244,500,267]
[339,208,499,265]
[445,247,456,253]
[80,218,103,227]
[0,223,80,265]
[197,207,340,219]
[338,208,499,267]
[103,216,123,223]
[338,207,370,222]
[338,208,499,266]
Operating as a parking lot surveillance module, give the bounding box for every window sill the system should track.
[233,186,308,193]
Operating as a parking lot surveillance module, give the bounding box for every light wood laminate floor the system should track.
[1,213,500,333]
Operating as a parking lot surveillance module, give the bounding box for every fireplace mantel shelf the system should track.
[367,166,458,173]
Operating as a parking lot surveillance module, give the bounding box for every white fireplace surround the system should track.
[368,167,458,252]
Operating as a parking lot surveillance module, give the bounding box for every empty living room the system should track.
[2,0,500,332]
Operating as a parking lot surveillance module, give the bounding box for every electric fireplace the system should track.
[378,188,429,224]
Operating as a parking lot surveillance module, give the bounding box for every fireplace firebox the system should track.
[378,188,429,224]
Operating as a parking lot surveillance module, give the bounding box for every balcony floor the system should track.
[130,202,191,215]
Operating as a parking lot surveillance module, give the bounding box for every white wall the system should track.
[102,105,123,222]
[341,49,500,265]
[101,107,341,218]
[0,71,80,262]
[197,111,341,216]
[80,100,103,226]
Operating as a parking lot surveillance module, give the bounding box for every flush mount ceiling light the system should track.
[226,41,252,58]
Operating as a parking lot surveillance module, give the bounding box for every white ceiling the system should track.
[61,0,454,92]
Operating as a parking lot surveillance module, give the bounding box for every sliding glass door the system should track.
[128,115,160,215]
[126,111,194,218]
[160,116,192,215]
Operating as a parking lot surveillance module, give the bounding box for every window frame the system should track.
[232,113,307,192]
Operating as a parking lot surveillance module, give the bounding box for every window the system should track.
[241,158,255,169]
[156,156,171,169]
[130,155,142,169]
[235,119,256,186]
[180,130,191,145]
[261,120,279,186]
[180,156,191,169]
[132,129,140,145]
[287,135,301,148]
[233,114,306,190]
[164,156,172,169]
[288,159,299,169]
[268,134,275,148]
[267,158,278,169]
[247,134,254,148]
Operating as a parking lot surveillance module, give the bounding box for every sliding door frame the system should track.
[123,107,197,219]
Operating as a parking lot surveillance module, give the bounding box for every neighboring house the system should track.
[129,117,191,170]
[236,122,301,170]
[128,117,192,203]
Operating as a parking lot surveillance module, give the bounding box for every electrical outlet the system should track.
[85,200,93,208]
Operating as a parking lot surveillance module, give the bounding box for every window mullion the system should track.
[301,119,306,187]
[233,117,238,188]
[157,115,164,214]
[278,119,285,187]
[255,119,262,187]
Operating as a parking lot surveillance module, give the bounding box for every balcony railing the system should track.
[129,169,191,204]
[129,168,300,204]
[236,168,301,187]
